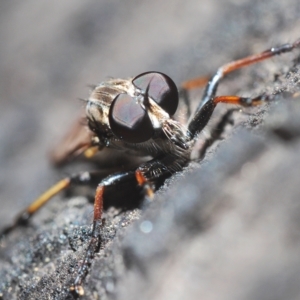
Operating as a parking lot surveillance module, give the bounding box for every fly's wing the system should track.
[49,108,149,169]
[49,109,96,167]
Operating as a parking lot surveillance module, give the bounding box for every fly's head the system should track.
[86,72,191,157]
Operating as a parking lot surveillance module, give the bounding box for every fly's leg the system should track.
[186,38,300,139]
[70,170,156,295]
[0,171,106,239]
[71,154,187,295]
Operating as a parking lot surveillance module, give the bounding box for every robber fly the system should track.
[1,38,300,296]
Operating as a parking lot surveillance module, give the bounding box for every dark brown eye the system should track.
[109,93,154,143]
[132,72,178,116]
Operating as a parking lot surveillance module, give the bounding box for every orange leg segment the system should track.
[182,38,300,92]
[135,170,154,199]
[71,185,104,296]
[0,178,71,238]
[213,95,264,106]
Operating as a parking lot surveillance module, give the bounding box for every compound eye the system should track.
[132,72,178,116]
[109,93,154,143]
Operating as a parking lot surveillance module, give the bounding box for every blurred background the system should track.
[0,0,299,230]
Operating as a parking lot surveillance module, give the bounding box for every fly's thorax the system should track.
[85,78,135,136]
